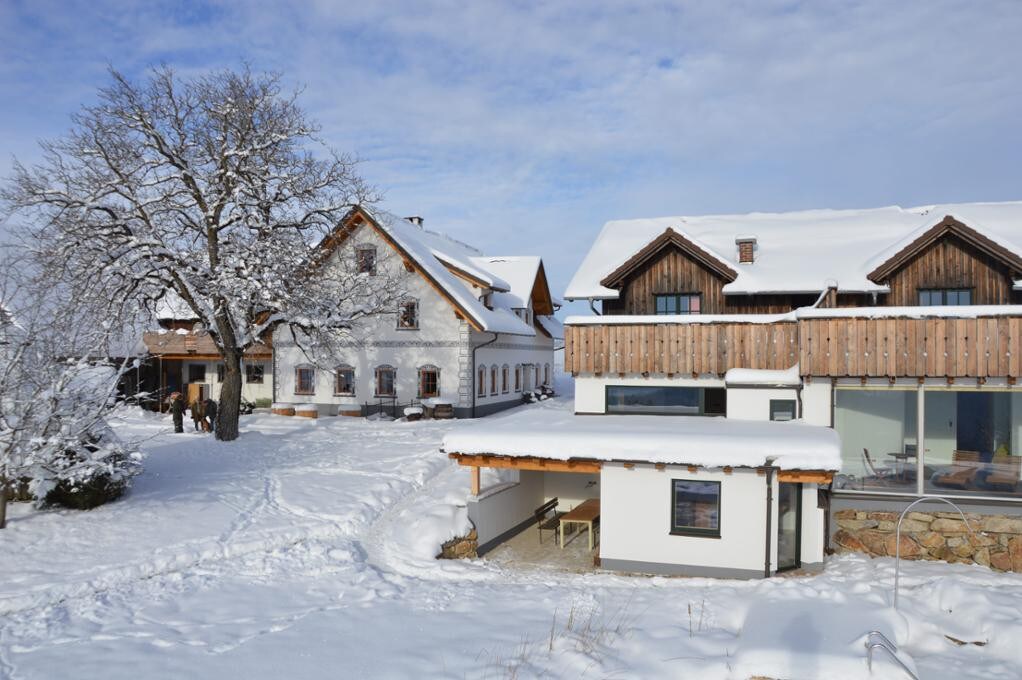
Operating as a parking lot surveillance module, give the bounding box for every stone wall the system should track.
[832,509,1022,572]
[437,529,478,560]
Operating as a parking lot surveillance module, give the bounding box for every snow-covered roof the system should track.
[565,201,1022,299]
[154,291,197,320]
[470,256,541,309]
[365,206,555,333]
[443,407,841,471]
[536,314,564,340]
[565,304,1022,326]
[725,365,801,387]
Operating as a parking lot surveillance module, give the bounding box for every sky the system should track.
[2,0,1022,311]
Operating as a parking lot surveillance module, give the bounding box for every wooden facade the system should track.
[565,315,1022,379]
[564,321,799,376]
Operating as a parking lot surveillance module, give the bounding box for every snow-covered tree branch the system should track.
[3,65,399,440]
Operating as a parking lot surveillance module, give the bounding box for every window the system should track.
[295,365,316,395]
[606,386,726,416]
[334,365,355,395]
[544,363,550,386]
[490,365,498,396]
[188,363,206,383]
[514,365,522,392]
[918,288,972,306]
[833,388,917,492]
[654,293,701,315]
[245,364,265,384]
[216,363,225,383]
[535,365,541,387]
[356,246,377,275]
[769,399,796,421]
[397,299,419,329]
[671,480,721,537]
[501,365,510,393]
[375,365,396,397]
[418,366,440,398]
[478,366,486,397]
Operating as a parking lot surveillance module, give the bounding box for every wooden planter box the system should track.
[433,403,455,419]
[295,407,319,419]
[272,404,295,416]
[338,406,362,417]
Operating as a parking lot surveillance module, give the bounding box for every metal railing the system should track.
[864,631,918,679]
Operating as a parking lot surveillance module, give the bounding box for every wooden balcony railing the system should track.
[565,310,1022,379]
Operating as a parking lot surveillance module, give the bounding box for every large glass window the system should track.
[918,288,971,306]
[606,386,725,416]
[833,389,918,492]
[924,390,1022,497]
[654,293,701,315]
[671,480,721,537]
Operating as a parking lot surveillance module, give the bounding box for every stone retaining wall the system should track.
[438,529,478,560]
[832,509,1022,572]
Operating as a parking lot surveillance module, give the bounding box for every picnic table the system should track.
[559,498,600,550]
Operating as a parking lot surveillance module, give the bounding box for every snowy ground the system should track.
[2,395,1022,679]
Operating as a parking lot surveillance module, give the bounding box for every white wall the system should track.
[542,471,600,511]
[184,359,274,404]
[800,382,832,426]
[726,387,799,421]
[800,483,825,566]
[574,375,725,414]
[468,470,545,546]
[600,463,768,575]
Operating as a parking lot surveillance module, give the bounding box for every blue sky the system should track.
[2,0,1022,308]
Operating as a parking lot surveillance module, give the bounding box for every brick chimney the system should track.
[735,236,757,264]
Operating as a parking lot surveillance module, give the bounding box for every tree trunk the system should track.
[216,350,243,441]
[0,481,8,530]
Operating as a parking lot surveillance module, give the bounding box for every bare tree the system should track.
[3,65,395,440]
[0,265,141,528]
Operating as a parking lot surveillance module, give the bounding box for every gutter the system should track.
[471,332,499,418]
[588,298,601,316]
[763,461,776,578]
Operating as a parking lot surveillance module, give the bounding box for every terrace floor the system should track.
[484,523,599,573]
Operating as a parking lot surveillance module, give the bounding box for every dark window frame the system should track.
[374,365,396,397]
[397,299,419,330]
[490,365,499,396]
[245,363,265,384]
[918,287,972,306]
[477,366,486,397]
[653,293,702,315]
[604,385,726,416]
[670,479,722,538]
[418,366,440,399]
[216,363,225,383]
[334,365,355,396]
[501,365,510,393]
[294,365,316,395]
[355,246,377,275]
[769,399,797,421]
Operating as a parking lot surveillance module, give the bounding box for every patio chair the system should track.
[931,450,981,490]
[534,497,564,544]
[861,448,894,486]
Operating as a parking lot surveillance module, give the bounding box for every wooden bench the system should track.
[535,497,563,544]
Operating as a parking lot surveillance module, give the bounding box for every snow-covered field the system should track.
[2,396,1022,679]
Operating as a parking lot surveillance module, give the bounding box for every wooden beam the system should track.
[777,470,834,484]
[449,453,602,474]
[686,465,698,473]
[470,466,481,496]
[622,462,635,469]
[655,463,666,472]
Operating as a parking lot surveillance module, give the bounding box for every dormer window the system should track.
[356,246,377,275]
[654,293,701,315]
[918,288,971,306]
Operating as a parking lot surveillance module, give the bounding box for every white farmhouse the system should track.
[272,207,561,418]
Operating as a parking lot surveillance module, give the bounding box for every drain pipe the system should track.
[471,332,499,418]
[763,461,776,578]
[588,298,601,315]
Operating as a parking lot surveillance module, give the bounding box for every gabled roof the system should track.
[565,201,1022,300]
[866,214,1022,282]
[599,227,737,289]
[321,207,539,336]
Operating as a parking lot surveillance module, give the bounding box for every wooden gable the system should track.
[530,261,556,316]
[867,216,1022,306]
[599,228,738,315]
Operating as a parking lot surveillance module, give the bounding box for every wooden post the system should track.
[470,466,481,496]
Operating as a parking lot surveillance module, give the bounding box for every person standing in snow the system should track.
[204,398,217,434]
[169,392,184,433]
[190,397,206,432]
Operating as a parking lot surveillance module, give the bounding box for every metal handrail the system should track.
[865,631,918,679]
[893,496,983,609]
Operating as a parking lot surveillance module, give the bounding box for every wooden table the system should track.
[559,499,600,550]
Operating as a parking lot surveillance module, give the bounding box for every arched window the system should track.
[501,365,510,393]
[535,365,541,388]
[397,298,419,329]
[477,365,486,397]
[374,365,396,397]
[514,364,522,392]
[544,363,550,386]
[295,364,316,395]
[490,365,498,396]
[334,364,355,396]
[418,365,440,399]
